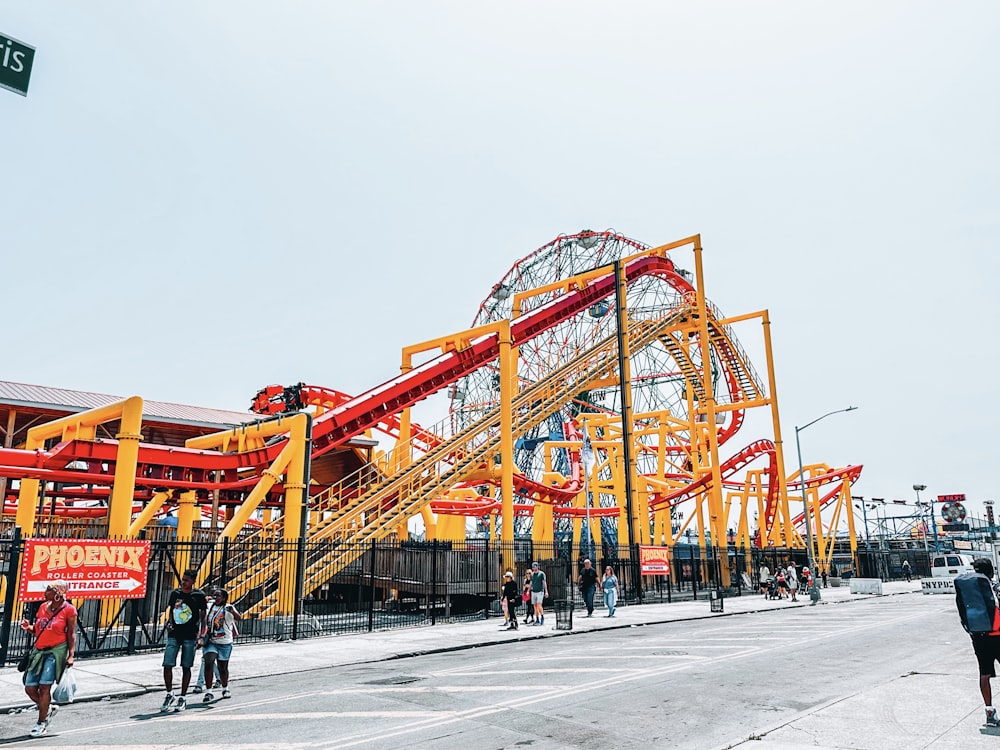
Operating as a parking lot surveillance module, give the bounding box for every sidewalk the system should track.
[0,580,909,710]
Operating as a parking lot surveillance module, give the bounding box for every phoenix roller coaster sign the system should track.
[18,539,150,602]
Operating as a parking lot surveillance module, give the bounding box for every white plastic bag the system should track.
[52,666,77,704]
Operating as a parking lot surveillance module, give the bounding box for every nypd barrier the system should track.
[922,578,956,595]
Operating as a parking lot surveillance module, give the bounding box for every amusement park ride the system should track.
[0,232,862,615]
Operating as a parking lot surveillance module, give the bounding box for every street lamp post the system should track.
[794,406,858,587]
[853,496,869,548]
[913,483,940,551]
[913,484,929,561]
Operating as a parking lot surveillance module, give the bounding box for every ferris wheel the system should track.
[448,230,705,536]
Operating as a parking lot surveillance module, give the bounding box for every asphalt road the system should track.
[3,593,966,749]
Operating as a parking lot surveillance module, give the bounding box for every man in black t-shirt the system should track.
[578,559,599,617]
[160,569,207,713]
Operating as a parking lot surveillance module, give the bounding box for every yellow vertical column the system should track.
[760,313,792,548]
[842,476,859,574]
[108,397,144,539]
[692,237,729,579]
[615,268,641,551]
[175,490,198,576]
[278,416,309,615]
[499,320,516,543]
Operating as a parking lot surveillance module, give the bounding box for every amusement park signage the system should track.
[18,539,151,601]
[639,545,672,575]
[937,493,966,502]
[0,32,34,96]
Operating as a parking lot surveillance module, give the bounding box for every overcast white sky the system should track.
[2,3,997,526]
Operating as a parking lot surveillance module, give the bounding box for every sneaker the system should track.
[540,616,544,625]
[29,722,47,738]
[987,708,1000,727]
[191,685,204,694]
[203,691,214,703]
[160,693,176,712]
[221,688,231,699]
[46,704,59,725]
[173,696,187,712]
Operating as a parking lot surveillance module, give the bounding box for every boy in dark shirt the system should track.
[160,569,207,712]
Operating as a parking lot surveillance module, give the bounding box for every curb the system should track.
[0,588,919,714]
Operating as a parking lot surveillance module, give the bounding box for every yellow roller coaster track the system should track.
[226,306,693,616]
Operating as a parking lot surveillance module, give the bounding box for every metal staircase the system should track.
[240,306,692,616]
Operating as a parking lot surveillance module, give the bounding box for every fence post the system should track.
[431,540,438,626]
[220,536,230,589]
[291,533,306,641]
[367,538,377,632]
[483,538,490,619]
[0,527,23,666]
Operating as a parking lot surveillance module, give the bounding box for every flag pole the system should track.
[582,419,592,559]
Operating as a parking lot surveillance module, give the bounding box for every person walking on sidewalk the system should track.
[602,566,621,617]
[201,588,242,701]
[955,557,1000,727]
[160,569,207,713]
[786,563,799,602]
[579,559,599,617]
[530,562,548,625]
[192,588,220,694]
[758,563,770,596]
[902,559,912,582]
[522,571,534,625]
[501,572,520,631]
[20,579,76,738]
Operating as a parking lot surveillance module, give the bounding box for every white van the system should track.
[931,553,977,578]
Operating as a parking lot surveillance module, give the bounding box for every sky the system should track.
[2,3,998,527]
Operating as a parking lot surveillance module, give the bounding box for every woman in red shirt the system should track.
[19,579,77,738]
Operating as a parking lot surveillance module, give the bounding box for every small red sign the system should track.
[937,493,966,503]
[18,538,150,601]
[639,545,672,576]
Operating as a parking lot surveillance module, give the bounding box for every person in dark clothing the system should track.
[902,559,912,582]
[502,571,519,631]
[578,558,599,617]
[160,569,207,713]
[955,557,1000,727]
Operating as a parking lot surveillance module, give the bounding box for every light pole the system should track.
[794,406,858,583]
[913,484,929,560]
[867,498,886,579]
[852,496,869,548]
[913,483,938,552]
[581,419,596,560]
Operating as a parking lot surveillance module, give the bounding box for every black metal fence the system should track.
[0,531,847,667]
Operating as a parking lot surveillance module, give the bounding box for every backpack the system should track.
[956,572,1000,634]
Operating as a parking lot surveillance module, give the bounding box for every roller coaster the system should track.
[0,232,862,616]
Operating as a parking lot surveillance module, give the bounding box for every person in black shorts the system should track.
[160,569,207,713]
[956,557,1000,727]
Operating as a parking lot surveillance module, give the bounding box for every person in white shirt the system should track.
[786,564,799,602]
[201,589,242,702]
[758,564,771,596]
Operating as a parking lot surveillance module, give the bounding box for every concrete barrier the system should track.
[922,578,956,595]
[849,578,883,595]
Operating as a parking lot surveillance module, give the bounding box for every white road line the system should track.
[35,606,930,749]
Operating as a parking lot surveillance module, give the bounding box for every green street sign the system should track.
[0,32,35,97]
